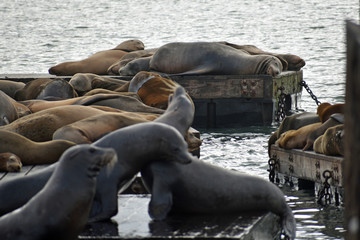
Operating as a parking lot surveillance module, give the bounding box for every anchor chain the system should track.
[268,155,280,184]
[299,80,321,106]
[275,86,286,122]
[317,170,333,205]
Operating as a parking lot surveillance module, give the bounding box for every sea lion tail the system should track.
[281,208,296,240]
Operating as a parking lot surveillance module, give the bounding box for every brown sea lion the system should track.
[48,40,144,76]
[0,80,25,99]
[317,102,344,123]
[0,144,116,240]
[275,122,322,150]
[52,112,150,144]
[303,113,344,151]
[0,105,106,141]
[0,153,22,172]
[14,78,78,101]
[147,42,283,76]
[107,48,157,75]
[218,41,306,71]
[313,124,344,156]
[128,71,184,109]
[0,130,75,165]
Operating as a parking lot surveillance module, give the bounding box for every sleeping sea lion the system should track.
[0,153,22,172]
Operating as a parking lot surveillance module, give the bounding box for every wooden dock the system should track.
[269,145,344,188]
[0,70,303,128]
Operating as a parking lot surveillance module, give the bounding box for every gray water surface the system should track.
[1,0,358,239]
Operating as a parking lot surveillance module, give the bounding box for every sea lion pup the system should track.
[141,158,296,239]
[52,112,150,144]
[303,113,344,151]
[48,39,144,76]
[0,105,106,142]
[14,78,78,101]
[107,48,157,75]
[0,144,116,240]
[0,122,195,221]
[0,130,75,165]
[129,71,189,109]
[275,122,322,150]
[314,124,344,156]
[317,102,344,123]
[0,153,22,172]
[147,42,283,76]
[218,41,306,71]
[0,80,25,99]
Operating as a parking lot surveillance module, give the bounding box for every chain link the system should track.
[299,80,321,106]
[317,170,333,205]
[268,155,280,184]
[275,86,286,122]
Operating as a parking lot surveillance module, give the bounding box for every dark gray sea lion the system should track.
[119,56,152,76]
[0,144,116,240]
[0,153,22,172]
[0,122,195,222]
[0,90,18,126]
[14,78,78,101]
[147,42,283,76]
[48,39,144,76]
[141,158,296,240]
[108,48,157,75]
[0,80,25,98]
[218,41,306,71]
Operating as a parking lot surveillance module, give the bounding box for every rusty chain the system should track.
[275,86,286,122]
[317,170,333,205]
[268,155,280,184]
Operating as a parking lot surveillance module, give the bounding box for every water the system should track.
[0,0,358,239]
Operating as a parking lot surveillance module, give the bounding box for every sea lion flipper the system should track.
[148,181,173,220]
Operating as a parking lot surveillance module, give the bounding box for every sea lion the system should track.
[141,158,296,240]
[48,40,144,76]
[14,78,78,101]
[0,129,75,165]
[108,48,157,75]
[0,144,116,240]
[275,122,322,150]
[147,42,283,76]
[0,122,195,222]
[317,102,344,123]
[303,113,344,151]
[52,112,149,144]
[0,90,18,126]
[119,56,152,76]
[0,105,106,141]
[313,124,344,156]
[218,41,306,71]
[128,71,182,109]
[0,153,22,172]
[0,80,25,98]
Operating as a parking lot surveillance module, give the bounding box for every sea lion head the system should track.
[266,56,283,76]
[0,152,22,172]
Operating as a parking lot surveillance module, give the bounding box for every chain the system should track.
[299,80,321,106]
[275,86,286,122]
[317,170,333,205]
[268,155,280,184]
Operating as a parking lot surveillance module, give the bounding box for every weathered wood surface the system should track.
[344,20,360,239]
[270,145,344,187]
[79,194,281,240]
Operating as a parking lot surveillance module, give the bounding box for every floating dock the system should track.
[1,70,303,128]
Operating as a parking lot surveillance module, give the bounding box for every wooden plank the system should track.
[0,165,34,181]
[344,20,360,239]
[270,145,343,187]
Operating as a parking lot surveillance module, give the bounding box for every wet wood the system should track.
[270,145,344,187]
[344,20,360,239]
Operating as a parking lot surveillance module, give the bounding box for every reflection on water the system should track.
[1,0,358,239]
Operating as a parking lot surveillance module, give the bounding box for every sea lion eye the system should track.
[89,147,96,153]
